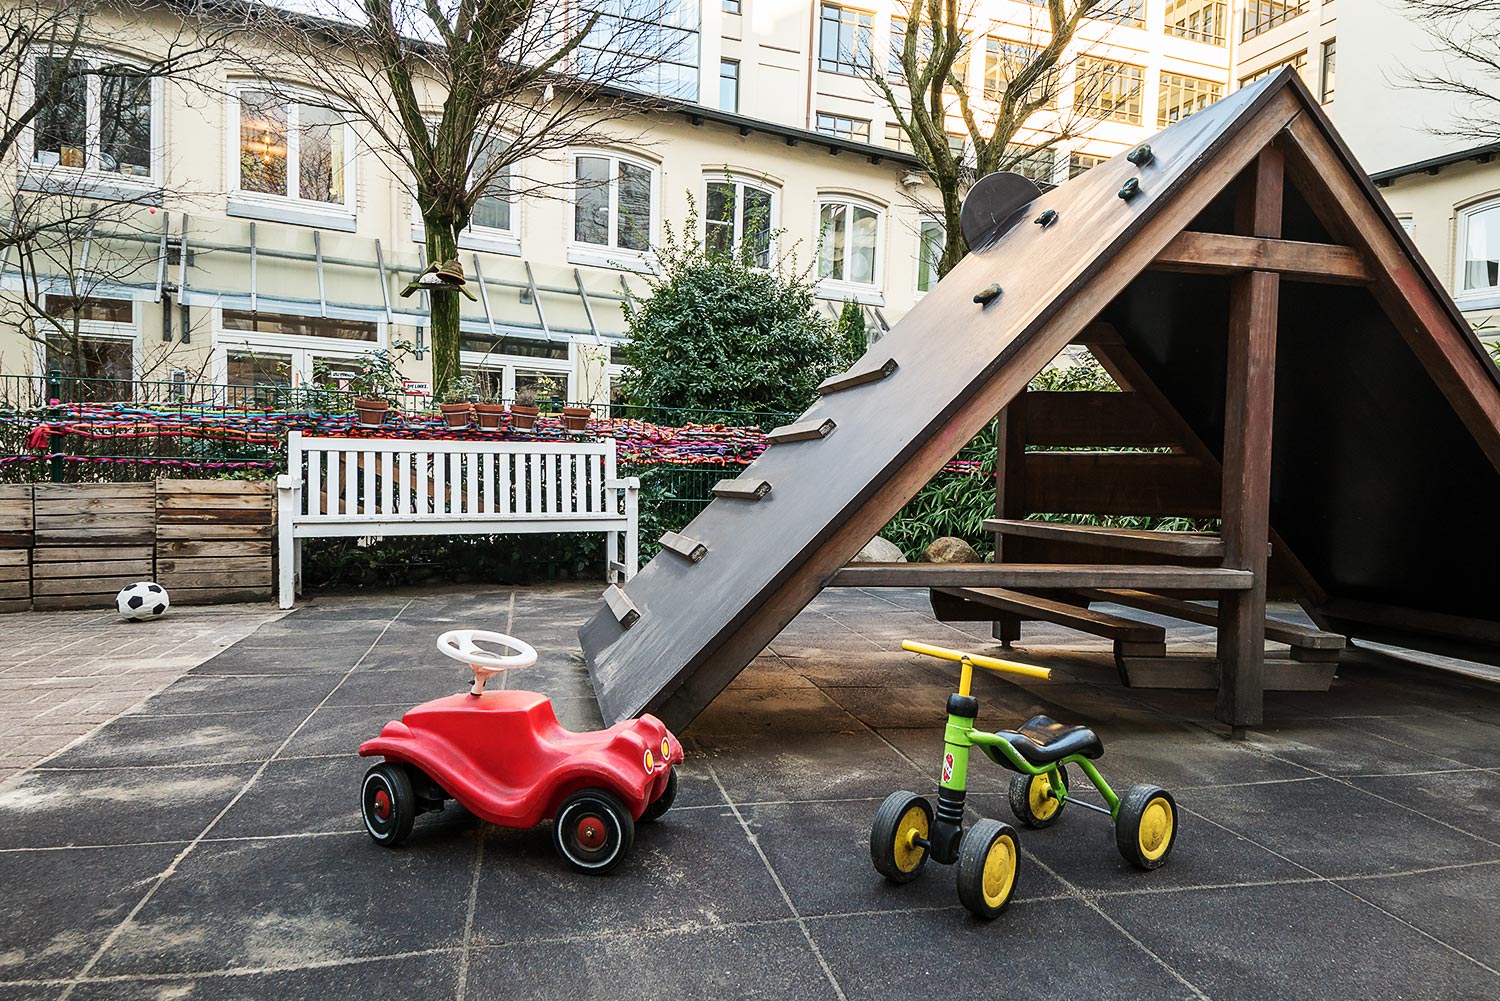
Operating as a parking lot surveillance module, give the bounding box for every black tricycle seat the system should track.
[981,715,1104,770]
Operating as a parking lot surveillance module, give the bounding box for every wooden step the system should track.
[1117,655,1337,691]
[1085,589,1346,652]
[931,587,1165,645]
[985,518,1240,559]
[830,563,1255,591]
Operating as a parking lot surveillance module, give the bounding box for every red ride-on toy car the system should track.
[358,629,683,873]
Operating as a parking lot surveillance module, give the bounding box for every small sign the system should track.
[402,380,430,395]
[942,752,954,783]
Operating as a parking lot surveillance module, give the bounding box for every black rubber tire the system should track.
[553,788,635,874]
[1008,765,1069,829]
[640,767,678,823]
[870,791,933,884]
[955,818,1021,920]
[1115,784,1178,870]
[361,762,416,847]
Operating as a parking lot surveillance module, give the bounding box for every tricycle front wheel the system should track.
[870,791,933,884]
[554,789,635,874]
[955,818,1020,920]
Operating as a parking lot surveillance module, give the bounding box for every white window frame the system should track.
[21,52,164,194]
[914,218,944,298]
[409,130,521,256]
[226,85,358,229]
[211,308,387,387]
[567,150,659,271]
[461,344,575,403]
[32,295,142,379]
[702,173,779,265]
[1455,197,1500,305]
[815,193,886,301]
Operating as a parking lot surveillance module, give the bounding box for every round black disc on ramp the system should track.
[960,171,1043,251]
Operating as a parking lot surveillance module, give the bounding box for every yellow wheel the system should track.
[870,791,933,884]
[1008,765,1068,829]
[1116,784,1178,870]
[955,818,1020,920]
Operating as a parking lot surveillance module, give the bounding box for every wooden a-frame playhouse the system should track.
[580,70,1500,732]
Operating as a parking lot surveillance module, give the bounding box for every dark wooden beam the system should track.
[830,563,1255,590]
[1085,589,1345,650]
[933,587,1166,644]
[1150,232,1374,283]
[1118,655,1336,691]
[1216,146,1284,730]
[1023,391,1179,448]
[986,519,1229,558]
[1023,452,1220,517]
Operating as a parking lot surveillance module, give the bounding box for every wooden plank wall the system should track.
[0,481,275,612]
[32,484,156,611]
[156,481,275,604]
[0,485,33,613]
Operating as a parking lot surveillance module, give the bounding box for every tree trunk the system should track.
[424,218,461,399]
[938,184,967,279]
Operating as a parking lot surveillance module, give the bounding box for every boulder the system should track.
[923,536,979,564]
[852,536,908,563]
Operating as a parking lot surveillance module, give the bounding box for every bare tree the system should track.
[240,0,688,397]
[1402,1,1500,143]
[877,0,1104,278]
[0,1,232,385]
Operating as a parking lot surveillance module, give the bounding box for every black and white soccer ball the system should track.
[116,581,170,620]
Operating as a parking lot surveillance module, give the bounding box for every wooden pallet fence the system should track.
[31,483,156,610]
[0,485,33,612]
[155,480,275,605]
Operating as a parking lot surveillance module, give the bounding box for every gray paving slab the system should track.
[2,584,1499,1000]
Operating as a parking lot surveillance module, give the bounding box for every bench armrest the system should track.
[276,473,300,493]
[604,477,641,491]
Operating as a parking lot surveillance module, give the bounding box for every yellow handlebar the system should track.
[901,641,1052,697]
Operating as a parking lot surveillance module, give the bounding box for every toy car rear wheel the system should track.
[640,767,678,823]
[1008,765,1068,829]
[362,762,416,847]
[955,818,1020,920]
[870,791,933,884]
[554,789,635,874]
[1116,784,1178,870]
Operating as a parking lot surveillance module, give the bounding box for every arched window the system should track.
[816,195,883,290]
[1458,199,1500,300]
[704,175,777,267]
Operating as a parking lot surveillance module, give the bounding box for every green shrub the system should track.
[617,204,850,415]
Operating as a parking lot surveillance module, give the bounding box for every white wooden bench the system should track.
[275,431,639,608]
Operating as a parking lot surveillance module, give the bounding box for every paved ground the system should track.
[0,603,287,785]
[2,584,1499,1000]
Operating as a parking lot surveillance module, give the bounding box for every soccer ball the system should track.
[116,581,170,621]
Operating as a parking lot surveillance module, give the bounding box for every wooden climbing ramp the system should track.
[580,70,1500,731]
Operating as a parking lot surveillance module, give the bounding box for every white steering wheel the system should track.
[437,630,538,696]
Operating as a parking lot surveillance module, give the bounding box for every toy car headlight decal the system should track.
[661,737,671,760]
[644,748,655,773]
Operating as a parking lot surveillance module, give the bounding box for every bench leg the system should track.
[294,538,304,597]
[606,530,619,584]
[278,529,295,610]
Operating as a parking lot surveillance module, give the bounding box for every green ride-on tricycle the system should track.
[871,641,1179,920]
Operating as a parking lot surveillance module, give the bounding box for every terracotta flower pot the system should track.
[474,403,506,431]
[561,406,593,433]
[439,402,472,429]
[510,404,540,430]
[354,398,390,428]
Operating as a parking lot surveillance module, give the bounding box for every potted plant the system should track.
[438,375,477,429]
[346,341,414,428]
[561,350,606,433]
[474,390,507,431]
[510,382,540,430]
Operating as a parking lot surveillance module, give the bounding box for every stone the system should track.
[923,536,979,563]
[852,536,908,563]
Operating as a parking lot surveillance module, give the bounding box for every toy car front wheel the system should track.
[554,789,635,874]
[955,818,1020,920]
[1008,764,1068,829]
[1116,784,1178,870]
[362,762,416,847]
[870,791,933,884]
[640,767,678,823]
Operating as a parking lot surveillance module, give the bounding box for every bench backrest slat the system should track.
[286,431,619,522]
